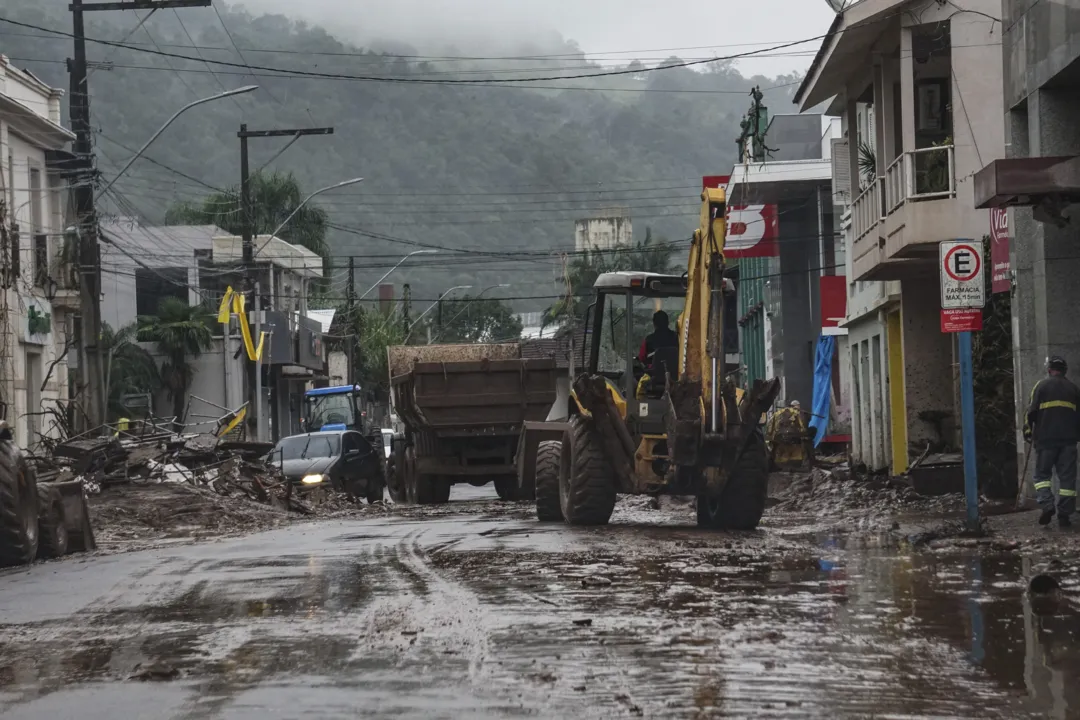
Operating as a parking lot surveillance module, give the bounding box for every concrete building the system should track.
[796,0,1005,472]
[574,208,632,253]
[974,1,1080,486]
[726,113,850,441]
[99,223,327,439]
[0,55,76,448]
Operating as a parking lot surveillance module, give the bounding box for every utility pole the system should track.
[70,0,211,431]
[346,256,355,387]
[237,126,334,271]
[401,284,411,336]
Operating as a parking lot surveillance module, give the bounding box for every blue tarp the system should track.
[809,334,836,448]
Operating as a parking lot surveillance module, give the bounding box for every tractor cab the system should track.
[302,385,370,434]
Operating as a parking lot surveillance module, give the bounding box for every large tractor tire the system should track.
[697,429,770,530]
[558,416,616,526]
[387,443,407,502]
[405,449,451,505]
[0,440,40,567]
[534,440,563,522]
[36,485,69,559]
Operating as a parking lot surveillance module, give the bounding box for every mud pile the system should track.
[770,464,964,517]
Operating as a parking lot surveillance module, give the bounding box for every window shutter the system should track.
[831,138,851,204]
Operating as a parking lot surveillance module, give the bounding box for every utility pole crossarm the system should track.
[75,1,211,10]
[237,128,334,139]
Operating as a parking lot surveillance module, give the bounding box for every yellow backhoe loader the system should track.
[517,187,781,529]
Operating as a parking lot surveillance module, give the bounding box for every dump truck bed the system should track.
[388,343,558,433]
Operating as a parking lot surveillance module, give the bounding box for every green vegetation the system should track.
[137,297,215,425]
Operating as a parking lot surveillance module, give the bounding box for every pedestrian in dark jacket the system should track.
[1025,356,1080,528]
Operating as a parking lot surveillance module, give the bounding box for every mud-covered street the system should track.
[1,485,1080,719]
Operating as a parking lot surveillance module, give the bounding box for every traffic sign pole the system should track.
[958,331,979,531]
[939,239,984,532]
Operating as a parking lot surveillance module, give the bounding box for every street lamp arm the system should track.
[403,285,472,342]
[357,249,438,301]
[254,177,364,256]
[96,85,258,200]
[432,283,510,343]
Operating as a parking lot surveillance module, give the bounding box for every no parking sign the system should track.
[939,239,985,332]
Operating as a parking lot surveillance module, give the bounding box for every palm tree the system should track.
[101,323,160,421]
[137,298,215,427]
[165,171,330,258]
[544,227,678,330]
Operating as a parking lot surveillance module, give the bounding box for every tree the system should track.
[165,171,330,258]
[544,228,679,330]
[426,295,523,344]
[137,298,215,427]
[100,323,160,421]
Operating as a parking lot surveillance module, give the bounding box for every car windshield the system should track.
[306,393,356,429]
[275,434,341,460]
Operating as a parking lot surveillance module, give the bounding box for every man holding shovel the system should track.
[1024,356,1080,528]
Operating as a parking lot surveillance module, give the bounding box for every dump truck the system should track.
[0,421,96,568]
[516,187,781,529]
[385,343,558,504]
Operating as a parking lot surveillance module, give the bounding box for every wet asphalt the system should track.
[1,485,1080,719]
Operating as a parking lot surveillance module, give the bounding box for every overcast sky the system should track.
[241,0,835,77]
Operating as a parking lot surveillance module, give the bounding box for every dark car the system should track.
[271,430,384,503]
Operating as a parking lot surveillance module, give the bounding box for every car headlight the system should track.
[301,473,326,485]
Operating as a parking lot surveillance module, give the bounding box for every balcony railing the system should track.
[884,145,956,214]
[852,178,883,243]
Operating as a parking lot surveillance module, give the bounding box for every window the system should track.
[29,168,46,287]
[275,433,340,460]
[135,267,188,316]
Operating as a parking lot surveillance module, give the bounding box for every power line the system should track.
[0,15,827,86]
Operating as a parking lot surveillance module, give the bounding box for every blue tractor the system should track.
[302,385,370,434]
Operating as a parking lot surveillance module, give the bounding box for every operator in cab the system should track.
[636,311,678,399]
[638,311,678,370]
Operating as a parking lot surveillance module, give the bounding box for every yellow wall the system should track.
[887,310,908,474]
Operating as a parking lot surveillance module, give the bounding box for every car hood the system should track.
[279,456,337,479]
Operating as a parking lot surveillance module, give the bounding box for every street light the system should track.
[405,285,472,343]
[433,283,511,343]
[255,176,365,256]
[96,85,258,199]
[358,249,438,301]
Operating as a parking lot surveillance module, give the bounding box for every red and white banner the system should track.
[990,208,1010,294]
[820,275,847,334]
[701,175,779,258]
[725,204,779,258]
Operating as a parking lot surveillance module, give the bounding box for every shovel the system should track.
[1015,441,1033,510]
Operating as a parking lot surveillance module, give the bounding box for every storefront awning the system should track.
[974,156,1080,208]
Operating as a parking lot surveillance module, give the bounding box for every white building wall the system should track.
[0,62,72,448]
[574,214,632,253]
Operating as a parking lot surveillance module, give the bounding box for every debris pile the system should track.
[770,464,964,516]
[28,422,372,552]
[33,427,318,515]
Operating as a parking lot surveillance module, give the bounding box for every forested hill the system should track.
[0,0,801,311]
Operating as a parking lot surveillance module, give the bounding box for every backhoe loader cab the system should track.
[518,187,781,530]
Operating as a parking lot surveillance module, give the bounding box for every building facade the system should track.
[574,209,632,253]
[797,0,1006,473]
[0,55,76,447]
[973,0,1080,489]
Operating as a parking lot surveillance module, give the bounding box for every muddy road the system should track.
[1,485,1079,719]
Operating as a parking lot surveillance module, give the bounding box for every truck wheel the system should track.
[534,440,563,522]
[494,476,518,501]
[0,441,40,567]
[387,444,407,502]
[697,429,769,530]
[37,486,69,559]
[558,416,615,526]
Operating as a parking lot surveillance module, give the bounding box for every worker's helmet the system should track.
[1048,356,1068,373]
[790,400,800,408]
